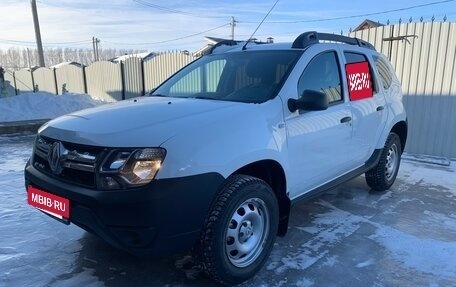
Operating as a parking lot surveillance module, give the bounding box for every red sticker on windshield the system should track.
[346,61,373,101]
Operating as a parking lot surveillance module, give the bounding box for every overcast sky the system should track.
[1,0,455,52]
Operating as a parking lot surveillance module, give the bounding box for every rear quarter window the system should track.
[373,55,393,90]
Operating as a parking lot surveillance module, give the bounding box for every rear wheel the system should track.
[200,175,279,285]
[366,132,402,191]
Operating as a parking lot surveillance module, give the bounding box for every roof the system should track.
[50,62,82,68]
[204,36,229,44]
[195,36,277,57]
[353,19,384,32]
[208,32,376,55]
[193,36,234,57]
[212,42,291,54]
[111,52,155,63]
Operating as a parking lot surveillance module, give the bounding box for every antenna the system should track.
[242,0,280,51]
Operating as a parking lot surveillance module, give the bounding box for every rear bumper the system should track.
[24,161,224,256]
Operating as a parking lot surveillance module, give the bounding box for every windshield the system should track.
[151,50,302,103]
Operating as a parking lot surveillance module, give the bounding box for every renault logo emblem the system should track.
[48,142,66,174]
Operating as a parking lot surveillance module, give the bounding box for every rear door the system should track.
[341,50,387,164]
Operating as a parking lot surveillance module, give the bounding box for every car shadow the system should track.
[72,232,219,286]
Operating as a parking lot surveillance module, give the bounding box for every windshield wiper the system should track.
[149,94,168,97]
[194,96,217,100]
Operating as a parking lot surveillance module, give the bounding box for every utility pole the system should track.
[30,0,45,67]
[95,38,100,61]
[92,37,100,62]
[92,37,96,62]
[26,48,32,69]
[230,17,237,40]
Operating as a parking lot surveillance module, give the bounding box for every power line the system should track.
[239,0,455,23]
[103,23,230,46]
[132,0,227,19]
[0,38,92,45]
[0,22,229,48]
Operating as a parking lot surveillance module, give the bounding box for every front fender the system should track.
[156,98,287,180]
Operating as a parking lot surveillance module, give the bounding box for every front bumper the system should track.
[24,161,224,256]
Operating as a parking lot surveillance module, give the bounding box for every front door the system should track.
[285,48,353,199]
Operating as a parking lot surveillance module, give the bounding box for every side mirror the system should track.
[287,89,329,112]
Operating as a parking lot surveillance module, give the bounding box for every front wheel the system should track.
[200,175,279,285]
[366,132,402,191]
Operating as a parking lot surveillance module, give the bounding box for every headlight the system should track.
[99,148,166,189]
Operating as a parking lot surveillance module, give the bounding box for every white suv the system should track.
[25,32,407,285]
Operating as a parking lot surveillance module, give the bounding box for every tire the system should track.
[200,174,279,285]
[365,132,402,191]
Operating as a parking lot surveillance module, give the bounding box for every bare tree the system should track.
[0,47,149,69]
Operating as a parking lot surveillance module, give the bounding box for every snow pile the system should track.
[0,92,106,122]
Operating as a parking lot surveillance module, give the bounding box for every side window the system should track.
[344,52,378,93]
[298,51,343,104]
[373,55,393,90]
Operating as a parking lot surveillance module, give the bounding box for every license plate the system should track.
[27,186,70,220]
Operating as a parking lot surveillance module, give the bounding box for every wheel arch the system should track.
[232,159,290,237]
[391,120,408,153]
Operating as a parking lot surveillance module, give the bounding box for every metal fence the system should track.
[123,57,143,99]
[2,51,195,102]
[14,69,34,93]
[3,70,16,96]
[34,67,57,94]
[350,21,456,158]
[143,52,194,92]
[85,61,123,102]
[55,64,86,95]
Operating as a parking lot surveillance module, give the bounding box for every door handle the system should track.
[376,106,384,111]
[340,116,352,123]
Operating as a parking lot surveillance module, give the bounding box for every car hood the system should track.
[39,97,241,147]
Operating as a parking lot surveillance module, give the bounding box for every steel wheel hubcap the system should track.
[385,143,398,181]
[225,198,269,268]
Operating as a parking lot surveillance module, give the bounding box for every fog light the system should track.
[100,176,121,190]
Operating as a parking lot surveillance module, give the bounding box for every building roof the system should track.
[193,36,233,57]
[50,62,82,68]
[353,19,384,32]
[111,52,155,63]
[194,36,274,57]
[203,36,229,45]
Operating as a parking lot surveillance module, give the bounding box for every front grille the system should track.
[33,136,105,188]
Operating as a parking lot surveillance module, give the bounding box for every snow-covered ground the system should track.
[0,135,455,287]
[0,92,106,122]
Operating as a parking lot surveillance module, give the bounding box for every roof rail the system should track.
[292,31,376,50]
